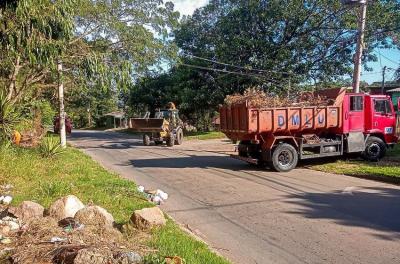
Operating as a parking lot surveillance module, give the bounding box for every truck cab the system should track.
[343,93,399,146]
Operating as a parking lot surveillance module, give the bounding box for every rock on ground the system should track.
[49,195,85,221]
[114,252,142,264]
[74,205,114,227]
[131,207,166,230]
[73,248,114,264]
[9,201,44,222]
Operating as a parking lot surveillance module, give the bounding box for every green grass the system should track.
[184,131,226,140]
[311,145,400,179]
[0,145,229,264]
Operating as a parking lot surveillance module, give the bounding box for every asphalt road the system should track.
[71,130,400,264]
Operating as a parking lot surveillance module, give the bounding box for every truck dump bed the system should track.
[220,103,342,140]
[129,118,166,133]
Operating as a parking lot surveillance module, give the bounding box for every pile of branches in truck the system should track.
[224,87,333,108]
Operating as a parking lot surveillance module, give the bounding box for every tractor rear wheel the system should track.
[175,129,183,145]
[166,135,175,147]
[270,143,298,172]
[143,134,151,146]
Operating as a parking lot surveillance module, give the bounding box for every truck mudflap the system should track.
[230,154,259,165]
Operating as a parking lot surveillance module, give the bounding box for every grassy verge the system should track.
[311,145,400,179]
[184,131,226,140]
[0,145,229,264]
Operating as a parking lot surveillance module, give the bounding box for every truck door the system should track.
[345,95,364,132]
[372,98,396,135]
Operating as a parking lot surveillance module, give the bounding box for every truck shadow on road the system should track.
[286,187,400,241]
[130,155,248,170]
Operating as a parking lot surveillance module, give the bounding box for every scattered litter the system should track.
[50,236,67,243]
[138,186,169,205]
[0,237,12,244]
[58,217,85,232]
[152,196,163,205]
[0,216,21,231]
[156,189,168,200]
[1,196,12,205]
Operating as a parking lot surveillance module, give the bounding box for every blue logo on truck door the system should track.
[385,127,394,134]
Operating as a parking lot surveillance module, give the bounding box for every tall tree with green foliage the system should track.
[130,0,400,129]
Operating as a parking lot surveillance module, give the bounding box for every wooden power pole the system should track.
[352,0,367,93]
[381,66,387,94]
[58,60,67,148]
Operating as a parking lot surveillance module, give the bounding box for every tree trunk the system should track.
[58,60,67,148]
[7,56,21,101]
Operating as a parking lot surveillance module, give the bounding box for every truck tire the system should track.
[166,135,175,147]
[175,129,183,145]
[361,136,386,161]
[270,143,298,172]
[143,134,151,146]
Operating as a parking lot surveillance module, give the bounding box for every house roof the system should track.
[104,111,125,118]
[387,88,400,93]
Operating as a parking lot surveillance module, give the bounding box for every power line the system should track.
[182,52,298,76]
[379,52,400,66]
[177,63,289,88]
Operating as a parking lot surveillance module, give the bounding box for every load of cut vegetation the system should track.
[224,87,331,108]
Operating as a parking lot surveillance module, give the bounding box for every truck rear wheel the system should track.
[270,143,298,172]
[143,134,151,146]
[166,135,175,147]
[362,136,386,161]
[175,129,183,145]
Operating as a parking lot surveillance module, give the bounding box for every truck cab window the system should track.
[350,96,363,111]
[374,100,390,114]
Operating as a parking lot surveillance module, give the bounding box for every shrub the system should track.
[39,136,65,158]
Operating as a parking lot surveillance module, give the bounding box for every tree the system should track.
[129,0,400,130]
[0,0,76,104]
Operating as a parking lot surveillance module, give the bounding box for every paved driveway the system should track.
[71,130,400,264]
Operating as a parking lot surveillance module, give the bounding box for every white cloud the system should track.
[171,0,209,16]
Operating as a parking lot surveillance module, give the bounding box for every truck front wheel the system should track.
[362,136,386,161]
[143,134,151,146]
[270,143,298,172]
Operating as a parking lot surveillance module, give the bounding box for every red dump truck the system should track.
[220,88,400,172]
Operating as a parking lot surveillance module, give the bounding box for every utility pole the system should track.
[58,60,67,148]
[381,66,387,94]
[352,0,367,93]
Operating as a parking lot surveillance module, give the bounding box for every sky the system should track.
[170,0,400,84]
[171,0,209,16]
